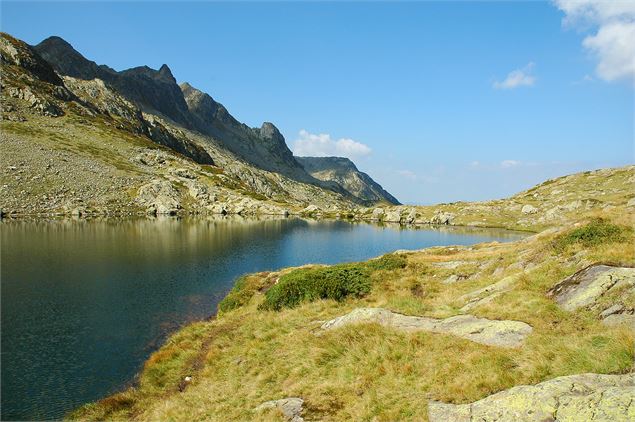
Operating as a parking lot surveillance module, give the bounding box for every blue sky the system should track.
[2,1,633,204]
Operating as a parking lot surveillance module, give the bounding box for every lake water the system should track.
[0,217,525,420]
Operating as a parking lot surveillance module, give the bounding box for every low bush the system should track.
[260,263,372,311]
[259,254,407,311]
[552,218,630,251]
[367,253,408,271]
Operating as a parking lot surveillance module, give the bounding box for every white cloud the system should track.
[493,62,536,89]
[397,170,417,180]
[292,129,372,159]
[554,0,635,83]
[501,160,521,168]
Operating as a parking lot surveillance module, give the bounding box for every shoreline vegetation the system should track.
[68,167,634,421]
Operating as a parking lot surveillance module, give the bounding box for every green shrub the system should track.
[553,218,629,251]
[258,254,408,311]
[367,253,408,271]
[260,264,372,311]
[218,276,253,313]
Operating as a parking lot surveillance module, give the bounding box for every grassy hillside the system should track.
[349,165,635,232]
[70,169,634,421]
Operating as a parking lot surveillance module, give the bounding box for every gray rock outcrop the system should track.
[521,204,538,214]
[135,180,181,215]
[320,308,532,347]
[428,373,635,422]
[254,397,304,422]
[431,211,455,225]
[548,264,635,311]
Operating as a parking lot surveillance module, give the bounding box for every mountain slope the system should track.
[33,37,337,190]
[297,156,400,205]
[0,32,357,216]
[32,35,397,204]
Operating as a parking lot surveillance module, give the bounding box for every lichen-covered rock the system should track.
[602,312,635,328]
[384,208,402,223]
[431,211,454,225]
[521,204,538,214]
[548,264,635,311]
[254,397,304,422]
[136,180,181,215]
[428,373,635,422]
[371,207,384,221]
[320,308,532,347]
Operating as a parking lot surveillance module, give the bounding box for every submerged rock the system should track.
[320,308,532,348]
[428,373,635,422]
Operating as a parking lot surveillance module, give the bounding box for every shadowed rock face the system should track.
[35,37,300,173]
[296,156,400,205]
[179,82,311,180]
[36,37,195,128]
[428,373,635,422]
[34,36,115,82]
[1,33,63,86]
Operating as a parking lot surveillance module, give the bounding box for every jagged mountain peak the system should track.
[38,35,73,49]
[27,32,398,205]
[121,64,176,84]
[34,35,116,81]
[0,32,63,86]
[259,122,285,143]
[158,63,173,78]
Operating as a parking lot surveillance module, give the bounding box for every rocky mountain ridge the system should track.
[32,35,375,201]
[1,32,400,216]
[296,156,400,205]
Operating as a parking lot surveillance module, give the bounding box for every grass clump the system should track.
[367,253,408,271]
[217,276,252,314]
[217,273,272,314]
[552,218,630,251]
[260,263,372,311]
